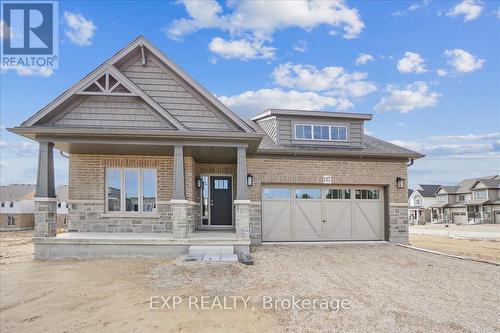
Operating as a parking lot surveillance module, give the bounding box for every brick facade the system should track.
[0,213,35,230]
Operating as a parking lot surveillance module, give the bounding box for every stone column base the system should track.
[234,200,250,239]
[34,198,58,238]
[171,200,194,238]
[389,203,409,244]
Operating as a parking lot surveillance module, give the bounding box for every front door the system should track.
[209,176,233,226]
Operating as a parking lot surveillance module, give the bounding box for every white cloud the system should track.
[444,49,484,73]
[446,0,483,21]
[355,53,374,66]
[167,0,364,60]
[494,7,500,19]
[218,88,352,118]
[374,82,440,113]
[64,11,97,46]
[293,40,308,53]
[0,140,38,157]
[397,122,407,127]
[208,37,275,60]
[436,68,448,77]
[393,0,431,16]
[1,65,54,77]
[272,63,377,97]
[397,52,427,74]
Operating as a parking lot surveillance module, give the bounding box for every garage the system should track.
[262,185,385,241]
[452,212,467,224]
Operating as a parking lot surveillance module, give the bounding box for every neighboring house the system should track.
[431,175,499,224]
[0,184,36,231]
[56,185,69,228]
[8,36,423,259]
[408,184,441,224]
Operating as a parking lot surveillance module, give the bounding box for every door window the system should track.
[325,189,351,199]
[214,179,229,190]
[295,188,321,199]
[263,188,291,200]
[355,189,380,200]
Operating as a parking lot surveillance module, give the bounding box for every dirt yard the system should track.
[410,234,500,263]
[1,231,499,333]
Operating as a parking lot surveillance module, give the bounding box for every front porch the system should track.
[33,231,251,259]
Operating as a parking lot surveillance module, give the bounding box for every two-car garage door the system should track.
[262,186,385,242]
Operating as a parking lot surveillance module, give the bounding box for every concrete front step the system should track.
[189,245,234,256]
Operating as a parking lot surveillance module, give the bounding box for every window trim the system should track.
[473,190,487,200]
[294,123,348,142]
[105,167,157,214]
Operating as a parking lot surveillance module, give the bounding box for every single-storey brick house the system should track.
[9,36,422,259]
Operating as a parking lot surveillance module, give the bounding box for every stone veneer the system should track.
[388,204,409,244]
[249,202,262,244]
[34,199,57,237]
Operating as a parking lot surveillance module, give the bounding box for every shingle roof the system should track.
[438,186,461,194]
[416,184,441,197]
[408,189,414,199]
[457,175,498,193]
[0,184,36,201]
[255,133,423,159]
[472,178,500,189]
[56,185,68,202]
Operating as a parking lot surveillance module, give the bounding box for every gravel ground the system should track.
[148,243,500,333]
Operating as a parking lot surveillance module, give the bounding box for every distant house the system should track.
[431,175,499,224]
[56,185,69,228]
[408,184,441,224]
[0,184,36,230]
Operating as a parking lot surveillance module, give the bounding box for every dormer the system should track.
[252,109,372,148]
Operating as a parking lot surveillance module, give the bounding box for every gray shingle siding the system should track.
[54,95,172,129]
[256,118,278,142]
[121,52,236,131]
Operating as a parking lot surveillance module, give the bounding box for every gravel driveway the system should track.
[149,243,500,333]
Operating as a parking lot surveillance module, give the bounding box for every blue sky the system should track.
[1,0,499,188]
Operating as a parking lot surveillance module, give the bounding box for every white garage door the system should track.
[262,186,385,241]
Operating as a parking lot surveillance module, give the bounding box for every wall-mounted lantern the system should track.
[196,177,202,189]
[396,177,405,189]
[247,174,254,187]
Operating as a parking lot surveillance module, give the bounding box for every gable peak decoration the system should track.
[79,72,133,96]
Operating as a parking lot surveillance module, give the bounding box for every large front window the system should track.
[106,168,156,213]
[473,190,487,200]
[437,195,447,203]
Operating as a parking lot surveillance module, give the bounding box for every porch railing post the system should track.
[172,145,185,200]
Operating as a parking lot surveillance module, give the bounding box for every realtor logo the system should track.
[1,1,58,68]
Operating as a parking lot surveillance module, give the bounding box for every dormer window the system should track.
[295,124,347,141]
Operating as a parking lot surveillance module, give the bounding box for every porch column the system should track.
[236,147,248,200]
[34,141,57,238]
[172,145,185,200]
[234,147,250,239]
[171,145,191,238]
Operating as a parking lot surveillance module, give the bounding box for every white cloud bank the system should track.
[397,52,427,74]
[444,49,484,74]
[374,82,440,113]
[446,0,483,22]
[167,0,364,60]
[64,11,97,46]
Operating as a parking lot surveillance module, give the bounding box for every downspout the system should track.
[407,158,414,167]
[59,150,69,159]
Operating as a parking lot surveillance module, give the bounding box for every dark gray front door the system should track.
[210,176,232,226]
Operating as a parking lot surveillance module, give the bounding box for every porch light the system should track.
[247,174,254,187]
[196,177,202,189]
[396,177,405,189]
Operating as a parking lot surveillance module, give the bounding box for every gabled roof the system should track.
[414,184,441,197]
[252,109,373,121]
[17,36,255,134]
[0,184,36,201]
[470,177,500,190]
[436,186,460,194]
[408,189,414,199]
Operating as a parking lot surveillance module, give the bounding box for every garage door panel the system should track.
[294,201,322,240]
[262,200,292,241]
[323,201,352,240]
[353,201,383,240]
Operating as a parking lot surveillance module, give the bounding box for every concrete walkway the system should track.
[410,224,500,240]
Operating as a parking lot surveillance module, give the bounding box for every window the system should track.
[313,125,330,140]
[201,176,209,219]
[214,179,229,190]
[106,168,156,213]
[355,189,380,200]
[437,195,447,203]
[7,216,15,226]
[9,202,13,208]
[331,126,347,141]
[458,194,465,202]
[473,190,487,200]
[295,188,321,199]
[66,203,69,209]
[1,202,4,208]
[295,124,312,140]
[295,124,347,141]
[415,198,421,206]
[263,188,291,200]
[325,189,351,199]
[63,217,67,225]
[57,202,62,208]
[142,169,156,212]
